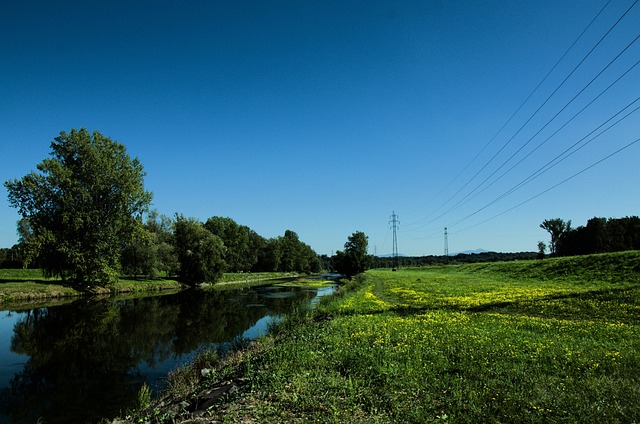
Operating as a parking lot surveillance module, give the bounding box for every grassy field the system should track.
[0,269,301,306]
[0,268,185,305]
[160,251,640,423]
[0,268,78,304]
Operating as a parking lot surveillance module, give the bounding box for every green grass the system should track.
[188,251,640,423]
[0,268,57,281]
[208,272,305,291]
[274,278,335,288]
[217,271,301,284]
[0,268,75,305]
[0,269,305,306]
[0,281,79,305]
[0,269,184,305]
[105,277,183,293]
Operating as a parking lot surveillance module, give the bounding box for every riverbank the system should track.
[121,251,640,423]
[0,270,306,308]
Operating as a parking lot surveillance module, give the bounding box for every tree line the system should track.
[3,129,323,286]
[370,251,538,268]
[540,216,640,257]
[126,213,321,284]
[9,129,593,285]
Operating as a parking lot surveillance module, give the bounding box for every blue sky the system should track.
[1,0,639,256]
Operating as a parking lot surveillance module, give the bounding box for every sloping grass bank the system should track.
[0,269,81,304]
[136,251,640,423]
[0,270,302,307]
[0,269,184,305]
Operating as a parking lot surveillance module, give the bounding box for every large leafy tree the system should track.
[174,216,225,286]
[204,216,259,272]
[121,211,179,279]
[278,230,300,272]
[334,231,371,277]
[120,224,159,279]
[4,129,152,285]
[256,238,281,272]
[557,216,640,256]
[14,218,37,266]
[274,230,320,273]
[145,210,179,276]
[540,218,571,256]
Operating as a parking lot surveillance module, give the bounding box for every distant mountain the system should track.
[450,248,490,256]
[377,250,490,258]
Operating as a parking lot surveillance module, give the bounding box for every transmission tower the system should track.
[389,211,399,270]
[444,227,449,257]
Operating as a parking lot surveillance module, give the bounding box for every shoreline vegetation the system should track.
[120,251,639,423]
[0,270,307,308]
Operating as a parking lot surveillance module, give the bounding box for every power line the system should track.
[482,97,640,210]
[411,0,637,228]
[446,97,640,229]
[450,135,640,235]
[408,93,640,241]
[440,55,640,219]
[396,2,639,253]
[459,33,640,205]
[421,0,614,219]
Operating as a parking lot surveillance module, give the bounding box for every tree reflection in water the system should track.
[0,284,319,424]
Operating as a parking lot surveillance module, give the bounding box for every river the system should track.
[0,280,337,424]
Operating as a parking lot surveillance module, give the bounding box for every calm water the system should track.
[0,281,336,424]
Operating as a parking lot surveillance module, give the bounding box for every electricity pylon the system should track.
[390,211,399,270]
[444,227,449,257]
